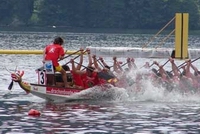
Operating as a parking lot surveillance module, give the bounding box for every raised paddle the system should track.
[150,59,170,75]
[65,50,87,65]
[109,61,127,69]
[60,50,81,61]
[97,59,104,68]
[191,56,200,63]
[36,49,81,71]
[162,59,170,67]
[146,51,174,70]
[120,62,128,68]
[149,63,154,68]
[169,56,200,73]
[81,59,101,71]
[179,57,200,68]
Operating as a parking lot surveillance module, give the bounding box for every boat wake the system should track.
[54,80,200,103]
[57,84,129,102]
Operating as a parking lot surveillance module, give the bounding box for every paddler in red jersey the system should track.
[83,66,100,88]
[70,58,100,89]
[70,48,106,89]
[70,48,87,89]
[43,37,69,88]
[92,55,114,85]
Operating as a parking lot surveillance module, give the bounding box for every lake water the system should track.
[1,31,200,134]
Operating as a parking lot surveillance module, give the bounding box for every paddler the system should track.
[70,58,100,89]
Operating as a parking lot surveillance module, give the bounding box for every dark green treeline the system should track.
[0,0,199,30]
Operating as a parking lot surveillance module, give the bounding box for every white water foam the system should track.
[65,84,129,102]
[119,68,200,103]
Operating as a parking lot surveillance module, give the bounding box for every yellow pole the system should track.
[0,50,83,55]
[175,13,189,59]
[175,13,182,59]
[182,13,189,59]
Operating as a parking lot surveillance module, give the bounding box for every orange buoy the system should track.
[28,109,41,116]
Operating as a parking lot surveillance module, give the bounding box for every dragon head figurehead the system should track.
[10,71,31,93]
[11,70,24,82]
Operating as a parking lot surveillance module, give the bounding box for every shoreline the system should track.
[0,26,175,34]
[1,26,200,36]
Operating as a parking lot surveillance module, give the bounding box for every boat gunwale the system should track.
[30,83,84,91]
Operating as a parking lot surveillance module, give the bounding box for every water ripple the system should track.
[1,32,200,133]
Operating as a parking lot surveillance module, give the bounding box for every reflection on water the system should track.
[1,31,200,133]
[1,100,200,133]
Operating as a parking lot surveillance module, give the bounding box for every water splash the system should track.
[122,68,200,103]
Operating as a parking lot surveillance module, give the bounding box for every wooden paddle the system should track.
[149,63,154,68]
[66,50,88,65]
[109,61,128,69]
[147,51,175,70]
[97,59,104,68]
[36,49,81,71]
[162,59,170,67]
[81,59,101,71]
[120,62,128,68]
[179,57,200,68]
[8,81,13,90]
[7,66,17,90]
[60,50,81,61]
[149,59,170,77]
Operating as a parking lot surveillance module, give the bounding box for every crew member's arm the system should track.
[185,59,194,79]
[169,57,179,77]
[100,57,108,68]
[154,61,168,80]
[131,58,137,69]
[93,55,101,71]
[113,57,121,74]
[76,48,84,70]
[70,59,85,75]
[87,48,93,67]
[127,58,132,69]
[117,61,123,71]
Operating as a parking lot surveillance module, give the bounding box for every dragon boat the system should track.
[9,60,117,102]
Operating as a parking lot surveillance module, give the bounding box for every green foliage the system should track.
[0,0,200,30]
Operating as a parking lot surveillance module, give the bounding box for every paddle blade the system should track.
[8,81,13,90]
